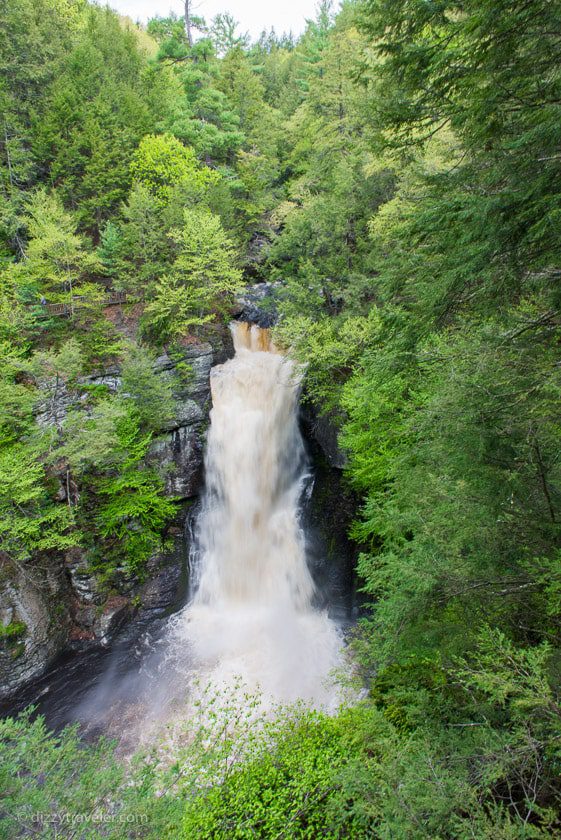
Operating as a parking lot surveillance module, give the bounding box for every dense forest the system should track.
[2,0,561,836]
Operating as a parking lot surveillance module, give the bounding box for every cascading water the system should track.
[9,322,347,738]
[163,322,344,711]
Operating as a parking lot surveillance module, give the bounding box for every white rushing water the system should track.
[163,322,344,712]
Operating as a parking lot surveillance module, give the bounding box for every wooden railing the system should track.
[32,291,133,317]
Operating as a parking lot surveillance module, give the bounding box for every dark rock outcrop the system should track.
[150,425,204,498]
[301,405,348,470]
[0,562,72,696]
[234,282,280,328]
[148,342,214,499]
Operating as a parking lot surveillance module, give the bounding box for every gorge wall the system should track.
[0,335,231,700]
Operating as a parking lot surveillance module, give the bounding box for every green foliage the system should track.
[207,14,250,57]
[341,312,561,665]
[275,308,381,410]
[57,398,138,474]
[57,397,176,578]
[3,649,561,839]
[96,221,122,280]
[144,207,243,341]
[12,189,99,303]
[0,442,78,565]
[0,367,35,445]
[179,87,245,162]
[32,6,162,233]
[0,0,81,253]
[109,183,168,293]
[95,466,175,578]
[30,337,84,384]
[171,207,243,304]
[268,18,395,311]
[143,274,214,341]
[0,621,26,640]
[370,655,449,734]
[130,133,219,208]
[0,711,123,840]
[266,0,561,833]
[180,636,561,838]
[182,709,356,839]
[119,344,176,432]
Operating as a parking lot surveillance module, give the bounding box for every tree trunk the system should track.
[184,0,193,47]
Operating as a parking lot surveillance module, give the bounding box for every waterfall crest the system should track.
[166,322,343,709]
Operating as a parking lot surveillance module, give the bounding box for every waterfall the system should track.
[165,322,343,710]
[32,322,346,742]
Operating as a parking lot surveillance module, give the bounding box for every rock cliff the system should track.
[0,336,230,700]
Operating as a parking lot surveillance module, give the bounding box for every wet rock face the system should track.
[0,518,193,702]
[301,405,348,470]
[301,452,361,625]
[149,425,203,498]
[34,368,122,429]
[234,282,280,328]
[93,597,130,647]
[66,551,105,606]
[0,561,71,698]
[149,343,214,500]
